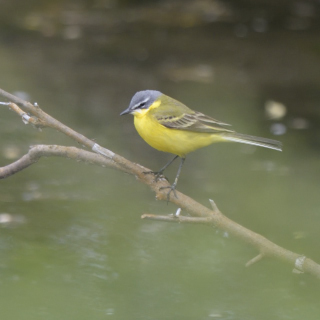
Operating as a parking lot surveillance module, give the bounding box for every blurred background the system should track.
[0,0,320,319]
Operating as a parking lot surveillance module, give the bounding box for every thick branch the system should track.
[1,88,320,279]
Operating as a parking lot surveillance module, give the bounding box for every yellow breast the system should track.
[132,108,224,157]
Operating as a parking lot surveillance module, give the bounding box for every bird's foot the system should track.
[159,183,178,202]
[143,170,168,182]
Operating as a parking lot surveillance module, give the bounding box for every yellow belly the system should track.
[133,112,225,157]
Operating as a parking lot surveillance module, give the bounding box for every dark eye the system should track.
[133,102,146,109]
[132,98,150,110]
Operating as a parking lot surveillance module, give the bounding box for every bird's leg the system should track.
[144,155,179,181]
[160,157,185,201]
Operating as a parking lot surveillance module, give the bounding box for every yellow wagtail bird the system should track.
[120,90,282,200]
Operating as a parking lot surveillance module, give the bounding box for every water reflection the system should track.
[0,1,320,319]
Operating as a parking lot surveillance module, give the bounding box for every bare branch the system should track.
[0,145,125,179]
[0,96,101,154]
[1,87,320,279]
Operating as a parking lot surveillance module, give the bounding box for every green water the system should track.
[1,6,320,319]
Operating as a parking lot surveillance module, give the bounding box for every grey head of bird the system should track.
[120,90,162,115]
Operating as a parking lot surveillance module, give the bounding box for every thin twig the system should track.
[209,199,221,214]
[246,253,264,267]
[141,213,213,224]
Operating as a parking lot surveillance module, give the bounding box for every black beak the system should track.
[120,107,131,116]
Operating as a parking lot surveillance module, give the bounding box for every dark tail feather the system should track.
[223,132,282,151]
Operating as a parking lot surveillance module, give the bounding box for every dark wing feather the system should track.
[150,95,234,134]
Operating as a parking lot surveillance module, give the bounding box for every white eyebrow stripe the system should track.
[132,97,150,109]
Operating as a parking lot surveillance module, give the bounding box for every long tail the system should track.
[222,132,282,151]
